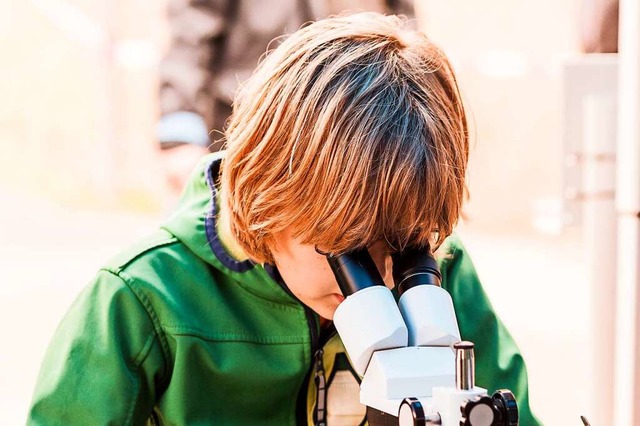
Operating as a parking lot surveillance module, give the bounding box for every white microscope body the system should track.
[327,249,518,426]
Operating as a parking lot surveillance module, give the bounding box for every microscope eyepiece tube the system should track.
[326,250,386,296]
[392,247,442,297]
[454,341,475,391]
[394,247,461,347]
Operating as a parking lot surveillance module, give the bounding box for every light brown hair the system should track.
[221,12,468,263]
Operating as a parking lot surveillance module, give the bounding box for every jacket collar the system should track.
[162,152,299,307]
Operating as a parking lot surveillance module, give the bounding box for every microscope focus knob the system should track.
[399,398,426,426]
[491,390,519,426]
[460,395,498,426]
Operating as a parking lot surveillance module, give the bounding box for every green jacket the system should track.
[28,154,541,425]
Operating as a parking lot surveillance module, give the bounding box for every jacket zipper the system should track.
[313,345,326,426]
[302,305,329,426]
[312,324,338,426]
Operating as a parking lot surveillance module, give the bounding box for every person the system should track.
[580,0,619,53]
[158,0,414,196]
[29,13,541,425]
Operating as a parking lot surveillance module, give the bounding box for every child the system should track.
[28,13,540,425]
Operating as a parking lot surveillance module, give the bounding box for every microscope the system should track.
[324,247,519,426]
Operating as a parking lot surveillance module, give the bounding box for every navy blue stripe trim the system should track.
[262,264,282,284]
[204,157,255,272]
[263,263,300,303]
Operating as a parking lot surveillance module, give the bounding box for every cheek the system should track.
[270,235,340,305]
[274,253,338,298]
[304,262,340,295]
[382,256,394,289]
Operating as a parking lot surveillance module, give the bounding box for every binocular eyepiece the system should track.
[391,247,441,295]
[324,244,460,376]
[325,246,441,298]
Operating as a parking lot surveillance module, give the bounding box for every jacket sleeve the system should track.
[27,270,168,425]
[440,236,542,426]
[158,0,231,145]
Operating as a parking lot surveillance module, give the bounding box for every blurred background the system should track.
[1,0,638,425]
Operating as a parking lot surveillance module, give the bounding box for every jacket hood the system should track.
[161,152,298,306]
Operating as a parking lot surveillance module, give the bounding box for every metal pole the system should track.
[583,93,617,426]
[614,0,640,423]
[454,341,475,391]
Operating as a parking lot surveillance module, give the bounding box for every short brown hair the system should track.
[221,12,468,263]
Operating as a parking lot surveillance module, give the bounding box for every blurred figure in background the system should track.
[157,0,414,196]
[581,0,619,53]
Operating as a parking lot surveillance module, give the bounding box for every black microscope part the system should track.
[399,397,427,426]
[392,246,442,296]
[491,390,519,426]
[326,249,386,296]
[460,395,498,426]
